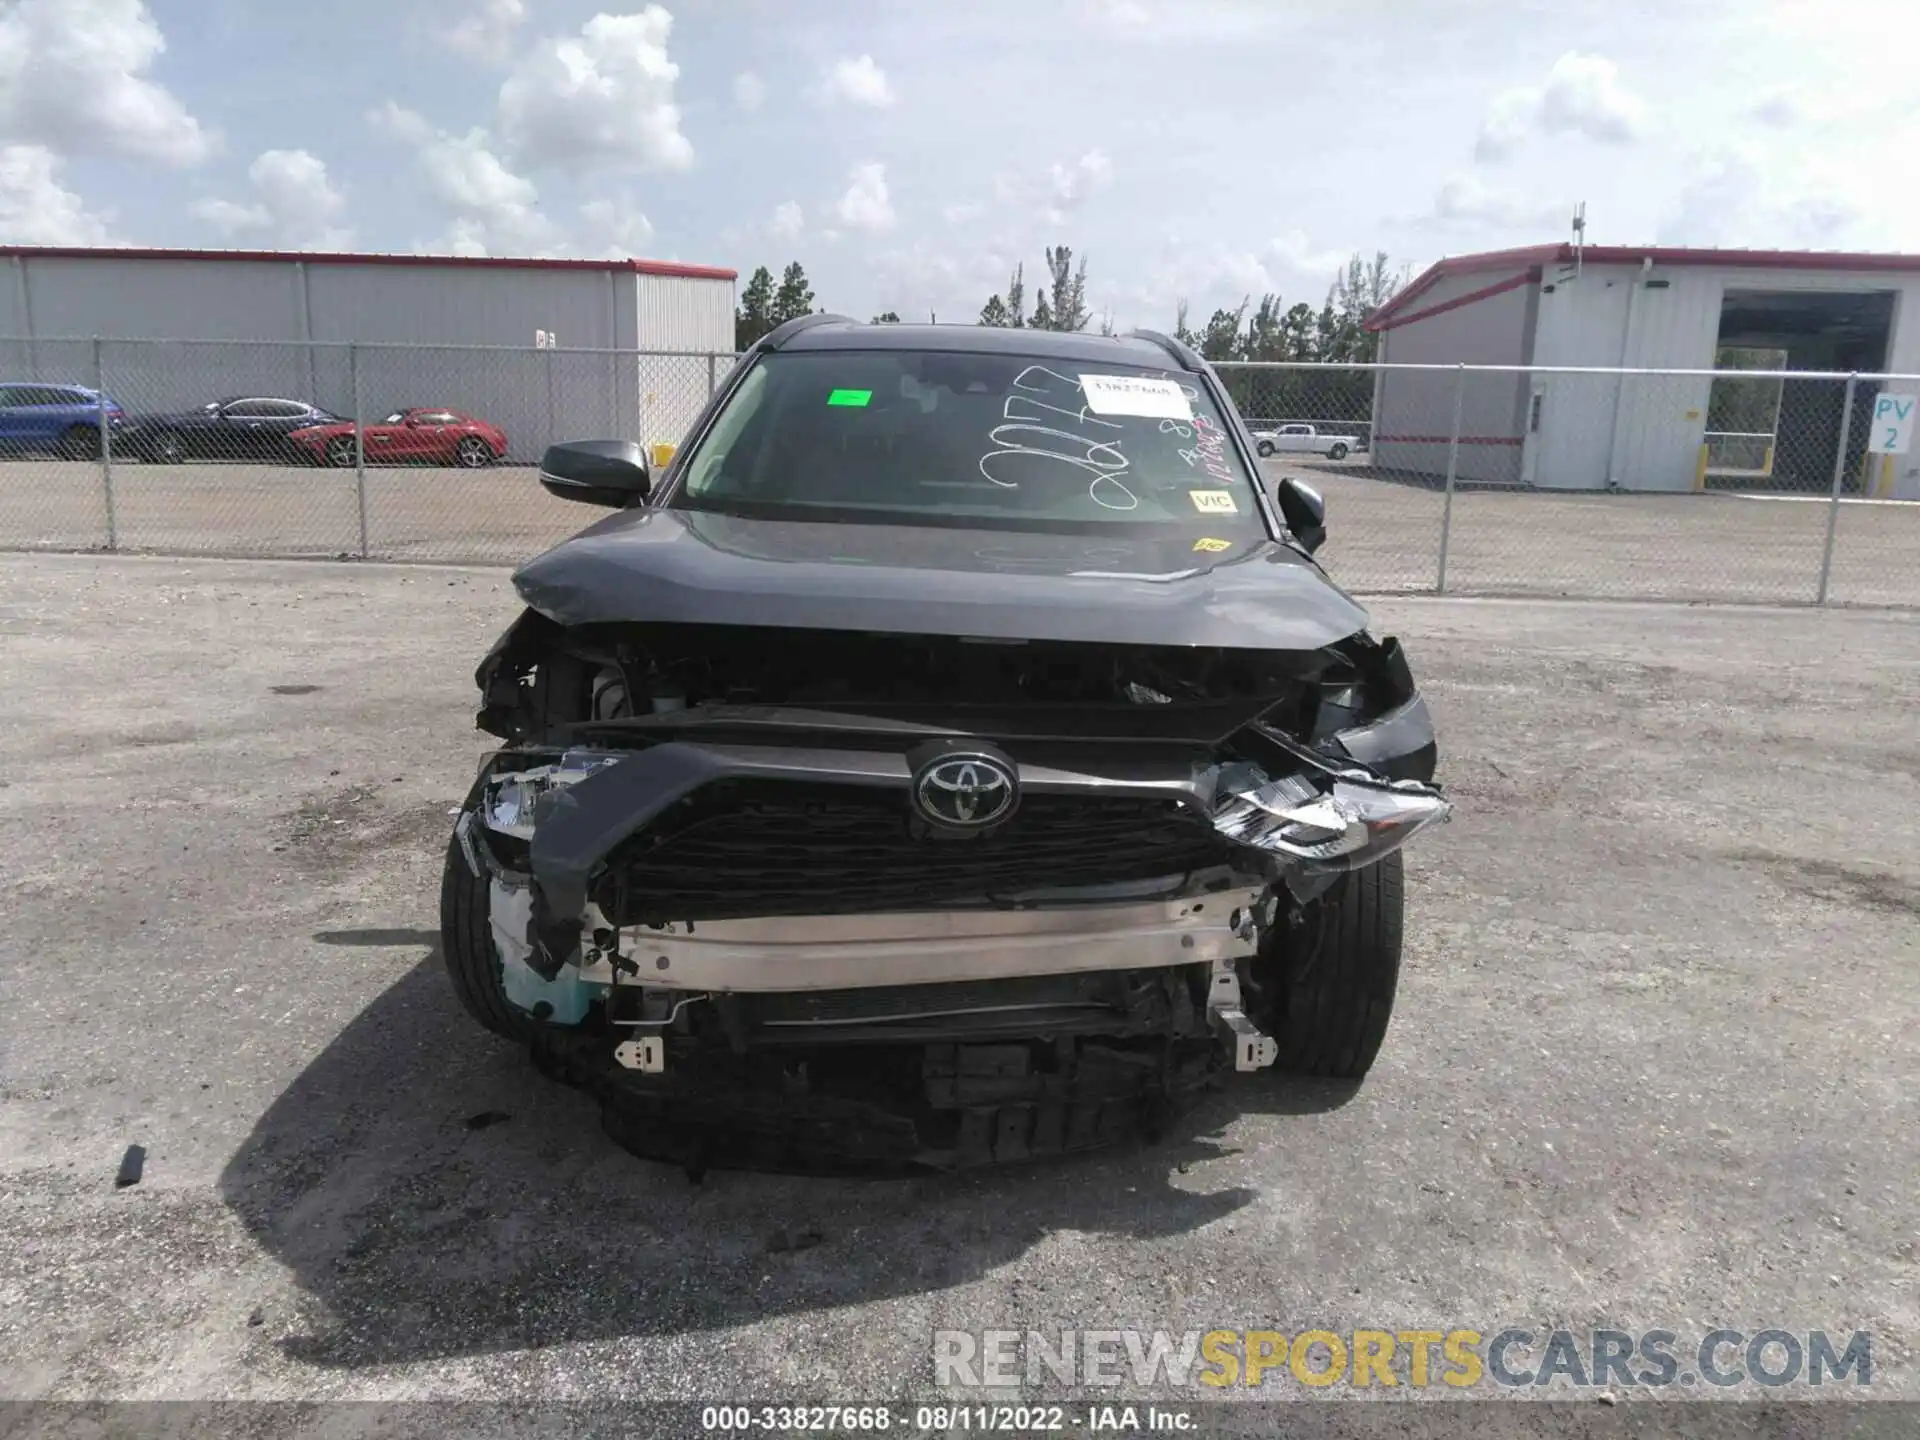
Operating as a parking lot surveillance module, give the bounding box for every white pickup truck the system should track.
[1251,423,1360,461]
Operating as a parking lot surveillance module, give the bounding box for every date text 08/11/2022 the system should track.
[699,1403,1196,1432]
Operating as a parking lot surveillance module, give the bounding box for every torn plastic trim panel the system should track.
[1329,693,1439,783]
[489,878,607,1024]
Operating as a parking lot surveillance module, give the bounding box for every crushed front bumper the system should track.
[458,717,1445,1061]
[586,889,1265,993]
[452,712,1447,1171]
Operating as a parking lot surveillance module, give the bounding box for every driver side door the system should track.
[385,409,448,462]
[358,411,410,463]
[209,400,277,459]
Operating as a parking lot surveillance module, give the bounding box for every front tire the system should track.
[454,436,494,468]
[1262,852,1404,1078]
[439,834,529,1041]
[1328,443,1349,461]
[148,430,184,464]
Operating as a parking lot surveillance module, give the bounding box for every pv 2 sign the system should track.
[1868,393,1915,454]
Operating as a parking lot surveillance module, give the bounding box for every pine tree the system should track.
[1006,265,1026,328]
[1324,251,1407,362]
[1173,299,1198,350]
[735,266,776,350]
[1044,246,1089,332]
[770,262,816,325]
[1031,292,1054,330]
[1200,299,1249,361]
[1314,299,1340,362]
[1281,302,1317,361]
[978,294,1012,326]
[1243,294,1287,362]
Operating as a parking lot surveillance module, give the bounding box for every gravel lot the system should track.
[0,554,1916,1423]
[3,457,1917,607]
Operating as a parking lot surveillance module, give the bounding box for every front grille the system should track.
[597,780,1236,922]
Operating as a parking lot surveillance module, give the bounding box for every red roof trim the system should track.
[0,245,736,282]
[1369,241,1920,329]
[1367,270,1535,333]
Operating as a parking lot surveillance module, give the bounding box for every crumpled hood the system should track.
[512,506,1371,650]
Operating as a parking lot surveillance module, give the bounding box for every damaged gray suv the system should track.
[442,316,1448,1172]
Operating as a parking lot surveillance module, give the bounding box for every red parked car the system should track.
[289,408,508,468]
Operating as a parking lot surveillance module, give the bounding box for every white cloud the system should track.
[0,0,211,166]
[370,102,557,255]
[447,0,527,66]
[1476,52,1648,162]
[1119,227,1359,322]
[577,197,654,256]
[734,71,766,112]
[1747,84,1887,131]
[866,238,1011,321]
[0,143,114,244]
[1752,89,1804,128]
[970,151,1116,226]
[814,55,896,108]
[1076,0,1292,41]
[1429,172,1562,230]
[191,149,352,249]
[1660,149,1862,250]
[835,162,896,233]
[1044,150,1113,221]
[770,200,804,240]
[496,6,694,173]
[1268,228,1350,278]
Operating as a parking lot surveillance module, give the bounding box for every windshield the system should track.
[673,350,1269,539]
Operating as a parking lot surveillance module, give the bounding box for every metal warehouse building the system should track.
[0,246,737,458]
[1369,243,1920,499]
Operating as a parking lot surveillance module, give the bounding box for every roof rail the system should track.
[758,312,860,353]
[1126,328,1205,372]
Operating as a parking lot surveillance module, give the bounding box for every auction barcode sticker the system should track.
[1079,374,1194,420]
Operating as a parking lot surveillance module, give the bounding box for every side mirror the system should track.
[539,440,652,508]
[1274,476,1326,554]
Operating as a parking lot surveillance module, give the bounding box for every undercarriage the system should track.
[443,615,1448,1172]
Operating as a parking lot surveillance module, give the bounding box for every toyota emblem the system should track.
[912,753,1018,829]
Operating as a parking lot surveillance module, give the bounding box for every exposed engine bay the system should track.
[443,612,1448,1173]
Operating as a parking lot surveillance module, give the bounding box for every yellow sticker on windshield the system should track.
[1193,537,1232,553]
[1190,490,1238,514]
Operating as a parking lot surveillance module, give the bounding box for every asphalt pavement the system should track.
[0,554,1915,1426]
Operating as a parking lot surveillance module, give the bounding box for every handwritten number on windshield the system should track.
[980,366,1139,511]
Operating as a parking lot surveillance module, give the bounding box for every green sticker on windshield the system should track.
[827,388,872,407]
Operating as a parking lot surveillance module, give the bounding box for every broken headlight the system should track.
[480,748,623,839]
[1213,764,1449,872]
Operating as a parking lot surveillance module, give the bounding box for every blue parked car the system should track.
[0,383,127,459]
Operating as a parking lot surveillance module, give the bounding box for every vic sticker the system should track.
[1192,537,1232,553]
[1189,490,1238,514]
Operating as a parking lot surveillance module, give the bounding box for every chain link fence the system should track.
[0,337,729,564]
[1216,360,1920,608]
[0,339,1915,606]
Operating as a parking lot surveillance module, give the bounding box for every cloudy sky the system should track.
[1,0,1914,327]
